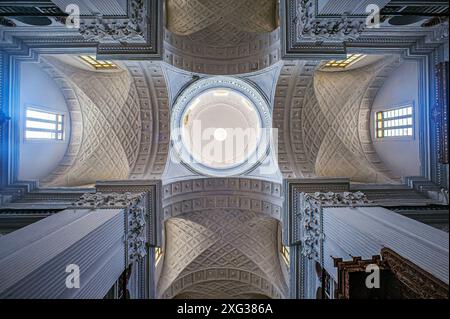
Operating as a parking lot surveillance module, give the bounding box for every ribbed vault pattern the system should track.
[158,178,287,299]
[39,58,169,186]
[164,0,280,75]
[159,210,286,299]
[274,56,402,182]
[166,0,277,44]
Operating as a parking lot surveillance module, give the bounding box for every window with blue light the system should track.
[25,108,64,140]
[376,105,413,138]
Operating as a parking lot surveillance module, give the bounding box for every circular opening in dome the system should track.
[171,77,271,177]
[180,88,262,169]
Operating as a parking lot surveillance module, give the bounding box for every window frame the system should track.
[374,102,416,141]
[79,55,118,70]
[23,106,66,143]
[322,54,366,69]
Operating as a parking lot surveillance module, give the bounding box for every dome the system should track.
[171,77,271,176]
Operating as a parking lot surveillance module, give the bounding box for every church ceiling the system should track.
[158,178,287,299]
[39,57,169,187]
[274,55,403,182]
[158,210,287,299]
[163,0,280,75]
[166,0,277,44]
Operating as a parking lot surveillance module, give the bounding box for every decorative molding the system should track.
[284,178,377,299]
[298,193,322,260]
[170,77,272,177]
[163,29,281,75]
[162,268,284,299]
[0,0,163,59]
[95,180,162,248]
[434,62,449,165]
[333,249,449,299]
[124,62,170,180]
[79,0,146,43]
[162,178,283,220]
[72,192,144,209]
[381,247,449,299]
[281,0,447,58]
[293,190,371,260]
[333,255,384,299]
[294,0,366,41]
[305,191,372,207]
[72,191,148,264]
[158,209,287,299]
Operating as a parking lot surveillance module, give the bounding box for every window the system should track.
[79,55,117,70]
[376,105,413,138]
[281,245,290,265]
[155,247,163,265]
[25,108,64,140]
[323,54,365,69]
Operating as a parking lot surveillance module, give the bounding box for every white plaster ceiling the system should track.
[158,209,287,299]
[274,55,403,182]
[163,0,280,75]
[181,88,261,169]
[38,56,170,186]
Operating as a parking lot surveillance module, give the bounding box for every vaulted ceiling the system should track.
[164,0,280,75]
[274,55,404,182]
[34,52,408,187]
[39,57,170,187]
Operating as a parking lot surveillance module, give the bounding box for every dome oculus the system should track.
[171,77,271,176]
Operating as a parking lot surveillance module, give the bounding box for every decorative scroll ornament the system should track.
[300,204,322,259]
[381,248,449,299]
[79,0,146,43]
[423,17,449,41]
[73,192,144,208]
[295,0,365,41]
[127,197,147,263]
[307,191,372,207]
[297,191,372,260]
[73,192,148,263]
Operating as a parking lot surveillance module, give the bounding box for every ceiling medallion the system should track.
[171,77,272,177]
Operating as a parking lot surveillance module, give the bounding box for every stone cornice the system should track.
[162,178,283,220]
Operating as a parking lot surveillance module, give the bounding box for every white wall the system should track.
[18,62,70,181]
[371,60,421,178]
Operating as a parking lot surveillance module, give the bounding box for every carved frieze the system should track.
[381,248,449,299]
[72,192,144,208]
[79,0,146,43]
[306,191,372,207]
[72,192,148,263]
[162,178,283,221]
[298,193,322,260]
[291,190,373,267]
